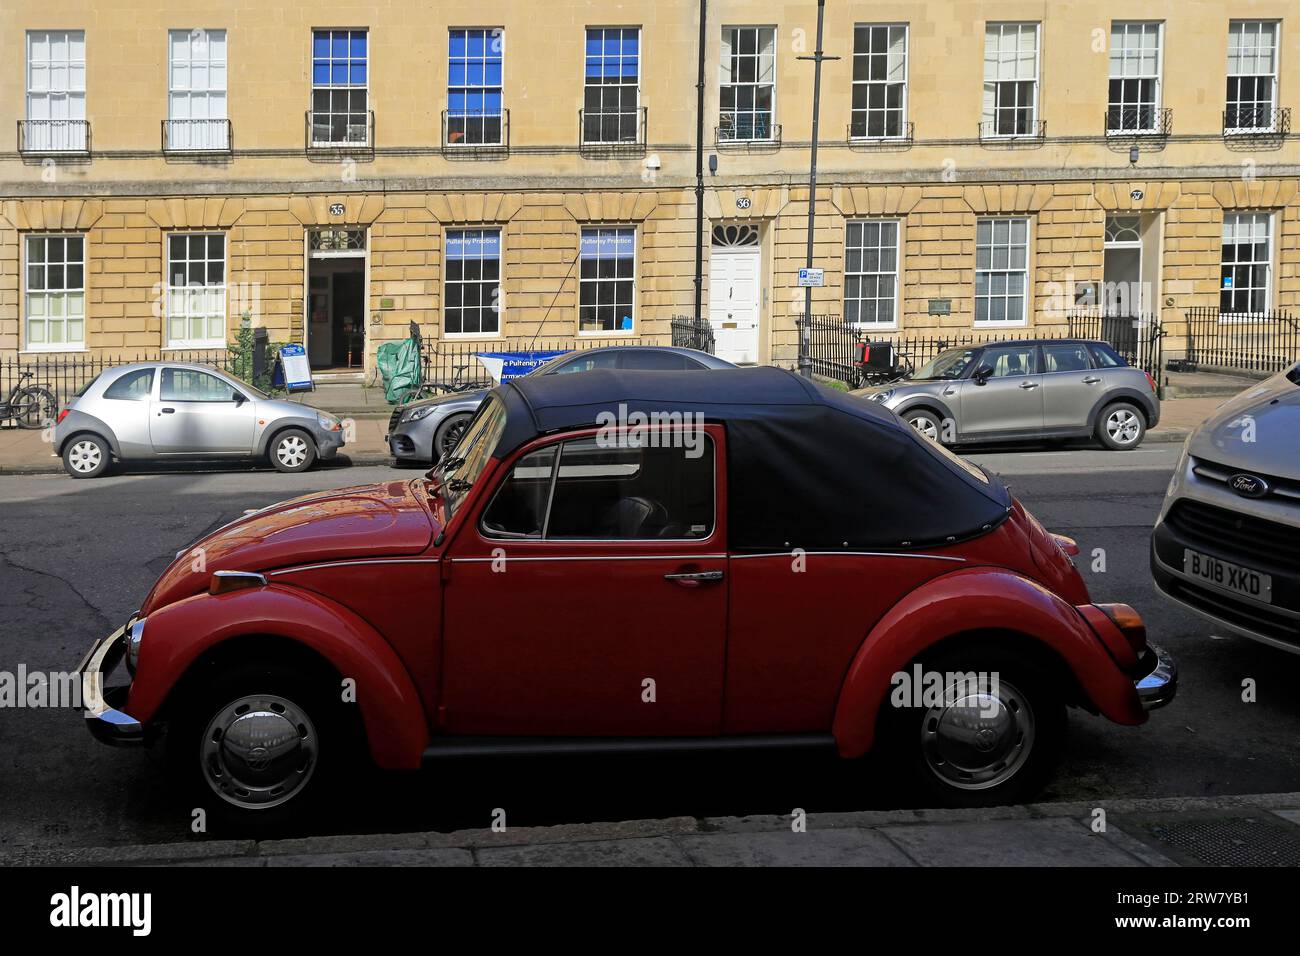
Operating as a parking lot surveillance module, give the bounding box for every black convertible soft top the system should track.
[490,367,1011,551]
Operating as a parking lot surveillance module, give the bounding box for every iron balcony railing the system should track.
[847,120,914,145]
[162,118,233,153]
[1223,106,1291,138]
[305,110,375,152]
[17,119,91,154]
[578,106,647,154]
[441,108,509,152]
[1105,106,1173,138]
[715,114,781,146]
[978,118,1046,142]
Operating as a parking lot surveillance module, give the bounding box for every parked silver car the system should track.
[54,362,346,478]
[387,345,735,464]
[861,338,1160,449]
[1152,363,1300,654]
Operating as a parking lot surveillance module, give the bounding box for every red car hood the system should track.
[142,479,436,613]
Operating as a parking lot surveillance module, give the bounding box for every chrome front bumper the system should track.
[1134,644,1178,711]
[77,619,144,746]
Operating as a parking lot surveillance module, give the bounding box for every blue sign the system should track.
[446,229,502,260]
[580,230,635,259]
[272,343,314,392]
[476,350,572,383]
[1222,276,1234,289]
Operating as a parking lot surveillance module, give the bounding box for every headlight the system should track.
[400,406,436,423]
[125,618,145,676]
[869,389,895,404]
[317,414,342,432]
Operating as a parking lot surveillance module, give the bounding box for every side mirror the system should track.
[232,392,246,406]
[972,367,992,386]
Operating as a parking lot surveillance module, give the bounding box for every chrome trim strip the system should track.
[268,558,441,576]
[212,569,268,586]
[730,551,967,562]
[451,554,727,564]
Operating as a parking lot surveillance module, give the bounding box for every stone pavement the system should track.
[4,792,1299,866]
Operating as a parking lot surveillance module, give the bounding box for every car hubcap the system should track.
[920,677,1035,790]
[277,436,307,467]
[908,416,939,441]
[70,440,101,472]
[200,694,317,809]
[440,419,469,456]
[1107,409,1140,444]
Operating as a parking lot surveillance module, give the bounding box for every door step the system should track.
[311,370,366,385]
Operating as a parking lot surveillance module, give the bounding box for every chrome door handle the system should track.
[160,407,176,414]
[664,570,725,587]
[1082,376,1102,384]
[1019,381,1039,390]
[943,387,957,396]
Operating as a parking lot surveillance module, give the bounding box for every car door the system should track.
[1040,342,1102,431]
[149,367,257,454]
[440,424,728,737]
[957,344,1045,437]
[97,366,157,457]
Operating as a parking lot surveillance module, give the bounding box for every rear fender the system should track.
[127,585,429,769]
[831,567,1145,758]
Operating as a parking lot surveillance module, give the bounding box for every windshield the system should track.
[912,348,978,381]
[222,370,269,400]
[439,396,508,517]
[1288,362,1300,386]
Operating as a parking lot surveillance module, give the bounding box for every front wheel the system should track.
[881,645,1066,807]
[905,409,945,444]
[14,386,58,429]
[1096,402,1146,450]
[433,412,474,463]
[269,428,318,473]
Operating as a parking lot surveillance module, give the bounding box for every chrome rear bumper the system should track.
[77,620,144,746]
[1134,644,1178,711]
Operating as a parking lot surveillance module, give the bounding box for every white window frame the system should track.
[981,22,1039,138]
[1107,21,1164,134]
[1219,212,1274,318]
[310,28,370,147]
[167,29,229,151]
[581,26,642,145]
[166,232,228,349]
[578,226,637,335]
[844,219,900,330]
[850,23,909,141]
[446,27,506,147]
[25,30,87,152]
[23,234,86,353]
[1225,21,1280,134]
[719,25,777,142]
[974,217,1031,327]
[443,227,503,338]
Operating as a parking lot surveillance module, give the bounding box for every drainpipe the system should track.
[692,0,707,330]
[797,0,835,378]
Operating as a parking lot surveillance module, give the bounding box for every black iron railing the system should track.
[716,115,781,146]
[670,315,716,354]
[411,332,661,390]
[1066,309,1164,378]
[847,120,914,145]
[578,107,647,155]
[17,119,90,154]
[978,119,1046,142]
[441,109,509,152]
[162,118,233,153]
[1223,106,1291,137]
[305,110,374,152]
[1105,106,1173,137]
[1180,307,1300,374]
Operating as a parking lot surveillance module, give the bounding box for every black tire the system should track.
[903,408,945,444]
[269,428,318,473]
[433,412,474,463]
[1095,401,1146,450]
[14,386,58,430]
[165,660,362,832]
[62,433,111,479]
[878,643,1067,808]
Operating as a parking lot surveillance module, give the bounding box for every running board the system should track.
[421,733,837,762]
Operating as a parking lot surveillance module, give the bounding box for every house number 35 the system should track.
[329,203,345,216]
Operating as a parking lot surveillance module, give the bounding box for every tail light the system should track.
[1097,603,1148,655]
[1144,371,1157,392]
[56,408,69,425]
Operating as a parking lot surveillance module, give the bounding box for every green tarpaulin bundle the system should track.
[376,337,422,405]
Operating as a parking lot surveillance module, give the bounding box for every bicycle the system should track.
[403,363,485,402]
[1,370,59,429]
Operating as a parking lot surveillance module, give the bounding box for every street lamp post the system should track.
[796,0,839,378]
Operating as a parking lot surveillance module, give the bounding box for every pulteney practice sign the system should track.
[272,343,315,393]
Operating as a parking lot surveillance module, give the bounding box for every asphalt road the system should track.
[2,446,1299,850]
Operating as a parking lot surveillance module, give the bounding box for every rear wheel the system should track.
[881,644,1066,807]
[1096,401,1146,450]
[62,434,111,479]
[14,386,57,429]
[269,428,317,473]
[433,412,474,463]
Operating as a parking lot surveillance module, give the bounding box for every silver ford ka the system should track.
[53,362,345,478]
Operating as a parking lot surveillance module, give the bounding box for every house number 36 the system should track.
[736,197,752,209]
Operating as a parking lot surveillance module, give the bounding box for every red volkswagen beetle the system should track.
[78,367,1176,822]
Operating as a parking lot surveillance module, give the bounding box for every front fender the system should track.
[127,585,429,770]
[831,566,1145,758]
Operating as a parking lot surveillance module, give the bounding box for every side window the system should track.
[976,345,1038,378]
[620,350,690,371]
[481,446,558,538]
[1042,344,1092,373]
[103,368,155,401]
[548,352,620,375]
[160,368,239,402]
[1088,343,1124,368]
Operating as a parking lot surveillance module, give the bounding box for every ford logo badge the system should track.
[1229,473,1270,498]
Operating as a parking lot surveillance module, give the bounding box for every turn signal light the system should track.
[1051,533,1080,556]
[56,409,69,425]
[1097,603,1148,654]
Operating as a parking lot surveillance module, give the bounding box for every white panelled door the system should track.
[708,247,761,365]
